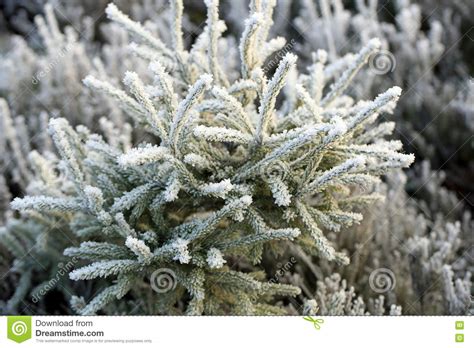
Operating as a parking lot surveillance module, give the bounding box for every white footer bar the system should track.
[1,316,470,347]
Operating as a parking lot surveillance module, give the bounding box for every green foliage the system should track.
[2,1,416,315]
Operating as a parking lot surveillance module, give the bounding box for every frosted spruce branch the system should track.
[6,1,416,316]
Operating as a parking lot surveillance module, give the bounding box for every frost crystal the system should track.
[207,248,226,269]
[118,145,169,166]
[200,179,234,198]
[125,236,152,263]
[171,238,191,264]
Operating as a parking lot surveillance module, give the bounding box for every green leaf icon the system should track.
[7,316,32,343]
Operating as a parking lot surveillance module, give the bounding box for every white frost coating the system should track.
[183,153,210,169]
[163,175,181,202]
[123,71,157,115]
[0,0,436,316]
[268,177,292,206]
[105,3,170,55]
[170,0,184,52]
[125,236,152,263]
[122,71,167,139]
[207,247,226,268]
[327,116,348,138]
[200,179,234,198]
[322,38,381,107]
[255,52,297,144]
[194,125,253,144]
[169,74,213,154]
[315,49,328,63]
[295,83,321,121]
[261,36,286,60]
[238,124,329,180]
[240,12,265,77]
[379,86,402,114]
[84,185,104,211]
[347,86,402,130]
[171,238,191,264]
[0,99,31,183]
[82,75,101,88]
[204,0,224,83]
[118,144,169,167]
[11,196,81,212]
[48,118,84,183]
[83,75,149,125]
[239,195,253,206]
[148,60,177,117]
[300,155,367,196]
